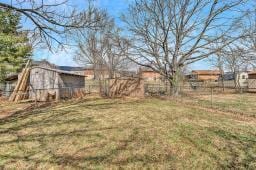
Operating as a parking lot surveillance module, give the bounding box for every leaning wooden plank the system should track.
[20,69,30,92]
[9,68,26,101]
[14,68,27,101]
[20,85,29,101]
[15,60,31,101]
[9,60,31,101]
[15,68,30,101]
[13,70,25,101]
[23,83,30,100]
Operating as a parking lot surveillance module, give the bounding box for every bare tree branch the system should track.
[122,0,248,95]
[73,12,130,79]
[0,0,105,50]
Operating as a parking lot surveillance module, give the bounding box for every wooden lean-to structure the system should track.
[9,60,31,102]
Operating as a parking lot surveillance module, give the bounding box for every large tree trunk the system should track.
[168,72,181,96]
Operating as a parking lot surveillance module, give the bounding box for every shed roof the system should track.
[32,60,85,72]
[32,66,86,77]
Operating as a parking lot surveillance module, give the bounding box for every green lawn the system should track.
[0,98,255,169]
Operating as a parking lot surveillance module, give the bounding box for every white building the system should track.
[219,72,248,88]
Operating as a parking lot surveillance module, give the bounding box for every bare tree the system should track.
[240,6,256,66]
[209,4,256,91]
[74,13,129,80]
[213,42,252,90]
[223,45,246,89]
[122,0,248,95]
[0,0,105,49]
[209,54,225,90]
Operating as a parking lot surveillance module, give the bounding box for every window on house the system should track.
[242,75,246,79]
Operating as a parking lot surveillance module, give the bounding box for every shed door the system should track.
[32,72,45,89]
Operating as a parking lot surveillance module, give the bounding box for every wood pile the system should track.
[9,61,31,102]
[108,78,144,98]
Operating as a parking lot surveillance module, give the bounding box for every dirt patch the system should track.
[0,99,57,120]
[0,102,32,119]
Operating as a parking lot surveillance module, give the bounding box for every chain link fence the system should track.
[144,82,256,117]
[2,79,256,117]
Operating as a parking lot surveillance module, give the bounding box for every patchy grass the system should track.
[185,93,256,117]
[0,97,255,169]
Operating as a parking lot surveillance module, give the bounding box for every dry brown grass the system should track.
[0,99,32,119]
[0,97,255,169]
[182,93,256,117]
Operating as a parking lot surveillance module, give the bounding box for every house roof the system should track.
[139,67,156,72]
[222,73,234,80]
[192,70,221,75]
[84,65,110,71]
[57,66,85,72]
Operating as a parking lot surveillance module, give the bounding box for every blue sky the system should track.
[33,0,133,67]
[4,0,211,70]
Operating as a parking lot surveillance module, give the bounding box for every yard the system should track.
[183,93,256,117]
[0,98,32,119]
[0,96,255,169]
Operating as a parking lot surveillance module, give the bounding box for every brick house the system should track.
[84,66,137,80]
[84,68,95,80]
[189,70,221,82]
[139,67,162,82]
[84,67,111,80]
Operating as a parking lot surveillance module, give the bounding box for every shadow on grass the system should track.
[0,98,162,169]
[171,123,256,169]
[210,128,256,169]
[0,124,168,168]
